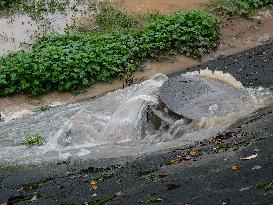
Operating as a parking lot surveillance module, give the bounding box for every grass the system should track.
[23,134,45,146]
[209,0,273,17]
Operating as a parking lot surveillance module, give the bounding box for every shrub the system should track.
[0,0,13,8]
[209,0,273,17]
[0,10,219,96]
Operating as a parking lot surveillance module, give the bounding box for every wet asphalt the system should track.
[0,42,273,205]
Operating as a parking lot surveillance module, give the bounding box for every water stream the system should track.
[0,72,272,167]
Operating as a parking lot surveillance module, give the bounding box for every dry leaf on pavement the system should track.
[240,154,258,160]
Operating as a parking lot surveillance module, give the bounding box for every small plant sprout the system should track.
[23,134,46,146]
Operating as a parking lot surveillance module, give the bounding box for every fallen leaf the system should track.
[251,138,256,144]
[91,193,97,197]
[231,165,241,170]
[213,140,222,145]
[189,149,197,157]
[217,143,229,149]
[186,163,193,168]
[233,140,245,145]
[115,164,123,169]
[252,165,262,170]
[90,185,97,190]
[239,186,251,192]
[31,194,38,202]
[166,183,180,191]
[115,191,122,196]
[240,154,258,160]
[149,196,163,203]
[90,181,97,185]
[158,173,169,178]
[256,182,272,190]
[170,157,183,165]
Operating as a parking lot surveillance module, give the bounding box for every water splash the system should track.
[0,72,272,166]
[185,68,243,89]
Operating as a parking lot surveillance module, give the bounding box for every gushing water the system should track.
[0,72,272,166]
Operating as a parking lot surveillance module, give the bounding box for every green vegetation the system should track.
[0,0,73,18]
[256,182,272,190]
[0,10,219,96]
[0,0,14,8]
[67,4,141,34]
[23,134,45,146]
[95,4,138,32]
[209,0,273,17]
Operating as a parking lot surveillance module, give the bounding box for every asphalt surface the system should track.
[0,42,273,205]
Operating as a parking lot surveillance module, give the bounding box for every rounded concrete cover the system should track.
[159,75,253,121]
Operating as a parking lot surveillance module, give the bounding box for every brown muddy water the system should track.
[0,1,273,120]
[113,0,210,14]
[0,0,100,56]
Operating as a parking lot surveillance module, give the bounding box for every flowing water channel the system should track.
[0,72,272,167]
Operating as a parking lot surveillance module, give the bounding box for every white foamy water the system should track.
[0,72,272,166]
[185,68,243,89]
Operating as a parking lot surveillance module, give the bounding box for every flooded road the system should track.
[1,71,272,166]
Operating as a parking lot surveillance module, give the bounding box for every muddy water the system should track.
[0,1,99,56]
[204,9,273,60]
[113,0,210,14]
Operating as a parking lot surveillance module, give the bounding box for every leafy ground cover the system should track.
[23,134,45,146]
[0,0,12,8]
[0,0,69,13]
[209,0,273,17]
[0,10,219,96]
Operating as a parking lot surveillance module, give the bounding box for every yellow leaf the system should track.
[189,149,197,157]
[90,181,97,185]
[90,185,98,190]
[231,165,241,170]
[170,157,182,165]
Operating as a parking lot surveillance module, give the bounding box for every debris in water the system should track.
[240,154,258,160]
[252,165,262,170]
[166,183,180,191]
[239,186,252,192]
[231,165,241,170]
